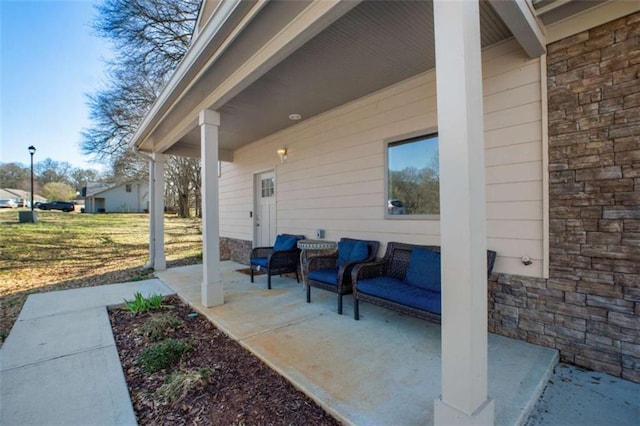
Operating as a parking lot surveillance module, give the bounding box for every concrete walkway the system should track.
[1,263,638,425]
[0,279,174,426]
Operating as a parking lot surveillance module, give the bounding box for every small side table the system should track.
[297,239,337,287]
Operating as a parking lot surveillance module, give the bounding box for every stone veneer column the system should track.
[546,12,640,382]
[488,12,639,384]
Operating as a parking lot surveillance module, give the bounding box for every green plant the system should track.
[147,293,165,309]
[155,368,211,405]
[123,292,166,314]
[141,313,183,341]
[138,338,193,373]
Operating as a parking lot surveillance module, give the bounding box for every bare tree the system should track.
[35,158,73,186]
[165,156,201,217]
[82,0,202,218]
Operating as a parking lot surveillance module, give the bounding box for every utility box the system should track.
[19,211,38,223]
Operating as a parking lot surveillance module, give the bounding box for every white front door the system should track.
[254,170,276,247]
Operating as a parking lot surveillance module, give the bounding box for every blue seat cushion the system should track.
[251,257,268,268]
[273,234,298,251]
[357,276,441,314]
[338,240,369,267]
[404,248,441,293]
[308,268,338,286]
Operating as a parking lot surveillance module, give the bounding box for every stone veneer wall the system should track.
[489,12,640,383]
[220,237,252,265]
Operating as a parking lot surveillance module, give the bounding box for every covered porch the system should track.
[157,261,558,426]
[131,0,640,422]
[137,3,548,420]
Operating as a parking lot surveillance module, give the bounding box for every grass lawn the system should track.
[0,209,202,344]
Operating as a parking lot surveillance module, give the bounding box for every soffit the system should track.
[163,0,512,158]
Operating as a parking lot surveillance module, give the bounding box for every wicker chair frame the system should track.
[250,234,305,289]
[305,238,380,314]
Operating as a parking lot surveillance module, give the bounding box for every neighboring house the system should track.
[83,181,148,213]
[130,0,640,421]
[0,188,45,207]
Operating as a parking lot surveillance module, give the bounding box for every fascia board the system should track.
[130,0,257,152]
[489,0,546,57]
[545,0,640,43]
[152,0,361,154]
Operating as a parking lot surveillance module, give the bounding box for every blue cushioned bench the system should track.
[352,242,497,323]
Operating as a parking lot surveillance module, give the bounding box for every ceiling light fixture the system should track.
[288,113,302,121]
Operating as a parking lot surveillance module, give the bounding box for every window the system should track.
[387,134,439,217]
[125,184,132,193]
[261,177,274,198]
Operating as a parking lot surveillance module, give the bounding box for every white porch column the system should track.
[199,109,224,307]
[149,152,166,270]
[433,1,493,425]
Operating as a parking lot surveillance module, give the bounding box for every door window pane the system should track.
[261,177,274,198]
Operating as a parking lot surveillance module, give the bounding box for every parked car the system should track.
[0,199,18,208]
[387,199,405,215]
[38,201,75,212]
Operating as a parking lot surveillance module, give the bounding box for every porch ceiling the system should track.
[160,0,513,159]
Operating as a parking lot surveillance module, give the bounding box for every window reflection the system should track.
[387,134,439,216]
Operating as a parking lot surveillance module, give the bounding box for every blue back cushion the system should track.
[273,234,298,251]
[338,240,368,267]
[404,248,441,292]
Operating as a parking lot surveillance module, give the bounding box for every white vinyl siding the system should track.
[93,183,148,213]
[219,39,544,277]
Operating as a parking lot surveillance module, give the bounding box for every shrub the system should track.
[141,313,183,341]
[138,338,193,373]
[155,368,211,405]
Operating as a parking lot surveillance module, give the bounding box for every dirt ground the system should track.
[109,296,340,425]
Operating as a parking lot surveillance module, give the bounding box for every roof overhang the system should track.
[132,0,627,160]
[488,0,545,57]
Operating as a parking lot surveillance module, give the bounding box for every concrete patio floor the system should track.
[157,261,559,426]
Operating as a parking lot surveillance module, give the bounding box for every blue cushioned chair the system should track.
[250,234,305,289]
[306,238,380,314]
[352,242,497,323]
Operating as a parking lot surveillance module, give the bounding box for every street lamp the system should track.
[28,146,36,212]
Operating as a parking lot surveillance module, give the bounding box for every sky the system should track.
[1,0,112,171]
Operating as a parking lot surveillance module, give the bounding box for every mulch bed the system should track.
[109,296,340,425]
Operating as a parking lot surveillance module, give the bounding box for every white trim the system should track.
[384,130,440,221]
[489,0,546,58]
[150,153,166,270]
[151,1,360,154]
[131,0,264,152]
[545,0,640,43]
[200,109,224,307]
[253,168,276,247]
[540,54,550,280]
[433,0,493,423]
